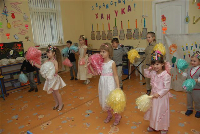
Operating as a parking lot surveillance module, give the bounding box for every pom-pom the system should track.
[127,49,140,64]
[40,62,55,79]
[106,88,126,113]
[69,45,79,53]
[62,58,72,67]
[62,47,69,57]
[26,47,42,65]
[165,62,172,75]
[177,59,189,73]
[18,74,28,83]
[79,58,86,65]
[153,43,166,56]
[136,94,153,112]
[87,53,104,75]
[182,79,196,92]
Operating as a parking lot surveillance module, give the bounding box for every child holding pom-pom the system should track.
[178,51,200,118]
[98,43,122,126]
[144,51,172,133]
[77,35,92,84]
[32,45,66,111]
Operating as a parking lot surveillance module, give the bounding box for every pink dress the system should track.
[144,69,172,131]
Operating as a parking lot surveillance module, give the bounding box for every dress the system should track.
[98,60,116,111]
[77,45,92,80]
[144,69,172,131]
[41,62,66,94]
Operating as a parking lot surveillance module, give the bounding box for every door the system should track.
[153,0,188,43]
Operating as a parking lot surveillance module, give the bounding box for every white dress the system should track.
[98,60,116,110]
[41,62,66,94]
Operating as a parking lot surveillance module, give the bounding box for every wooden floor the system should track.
[0,72,200,134]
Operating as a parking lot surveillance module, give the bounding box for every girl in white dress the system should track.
[32,45,66,111]
[98,43,121,126]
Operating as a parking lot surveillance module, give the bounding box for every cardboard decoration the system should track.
[141,18,147,39]
[91,24,95,40]
[107,22,113,40]
[133,19,139,39]
[126,20,132,39]
[185,12,190,24]
[96,23,101,40]
[113,18,118,36]
[119,21,125,40]
[102,23,106,40]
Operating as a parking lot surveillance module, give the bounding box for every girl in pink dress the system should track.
[144,51,172,134]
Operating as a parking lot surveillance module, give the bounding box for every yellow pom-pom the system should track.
[128,49,140,64]
[106,88,126,113]
[136,94,153,112]
[153,43,166,56]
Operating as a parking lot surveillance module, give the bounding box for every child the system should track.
[144,51,171,134]
[77,35,92,84]
[179,51,200,118]
[99,43,121,126]
[112,38,128,90]
[20,51,38,92]
[32,45,66,111]
[144,32,156,95]
[66,40,78,80]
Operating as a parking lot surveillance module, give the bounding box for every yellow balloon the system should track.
[7,23,11,29]
[106,88,126,113]
[153,43,166,56]
[127,49,140,64]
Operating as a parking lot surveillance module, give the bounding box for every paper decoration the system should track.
[96,23,101,40]
[161,15,167,34]
[7,22,11,29]
[197,2,200,9]
[10,2,22,14]
[91,24,95,40]
[171,56,177,67]
[141,18,147,39]
[23,13,29,21]
[193,16,200,24]
[2,6,8,16]
[102,23,106,40]
[121,8,125,15]
[12,20,23,28]
[134,3,136,11]
[169,44,177,54]
[114,10,118,17]
[128,5,131,12]
[119,21,125,40]
[113,18,118,36]
[126,20,132,39]
[25,36,30,41]
[101,14,104,19]
[18,28,28,35]
[14,34,19,40]
[133,19,139,39]
[107,14,110,20]
[185,12,190,24]
[107,22,113,40]
[25,24,28,29]
[6,33,10,39]
[0,22,2,28]
[11,13,15,19]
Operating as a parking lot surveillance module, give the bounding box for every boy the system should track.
[112,38,128,90]
[66,40,78,80]
[20,51,38,92]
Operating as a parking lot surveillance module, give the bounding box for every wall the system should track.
[83,0,200,49]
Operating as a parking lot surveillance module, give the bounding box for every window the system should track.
[28,0,64,47]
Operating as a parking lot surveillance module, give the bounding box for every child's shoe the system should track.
[28,88,34,92]
[147,127,155,132]
[70,77,74,80]
[104,110,112,123]
[185,110,193,116]
[35,88,38,92]
[195,111,200,118]
[160,130,168,134]
[113,114,122,126]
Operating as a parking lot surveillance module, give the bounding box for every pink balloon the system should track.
[26,47,41,65]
